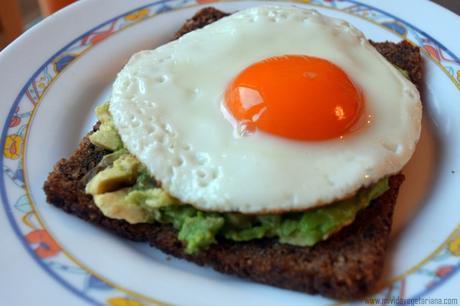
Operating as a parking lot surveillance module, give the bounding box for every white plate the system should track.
[1,0,459,305]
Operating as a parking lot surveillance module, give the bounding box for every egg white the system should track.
[110,6,422,213]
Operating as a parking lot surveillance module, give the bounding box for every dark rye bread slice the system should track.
[44,7,422,300]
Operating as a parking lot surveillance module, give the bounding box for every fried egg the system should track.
[110,6,422,213]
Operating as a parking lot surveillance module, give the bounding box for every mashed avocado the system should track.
[154,178,388,253]
[93,188,150,224]
[85,153,140,195]
[391,64,410,80]
[87,103,390,254]
[89,103,123,151]
[396,67,410,79]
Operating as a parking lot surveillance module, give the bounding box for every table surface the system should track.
[432,0,460,14]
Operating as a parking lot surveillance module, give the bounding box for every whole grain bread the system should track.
[44,7,422,300]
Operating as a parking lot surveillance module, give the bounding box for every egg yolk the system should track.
[224,55,364,141]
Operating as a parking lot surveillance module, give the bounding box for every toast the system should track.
[44,7,422,299]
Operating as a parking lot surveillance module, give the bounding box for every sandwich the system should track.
[44,6,423,299]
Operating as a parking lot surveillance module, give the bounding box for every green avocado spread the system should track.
[89,104,123,151]
[86,103,390,254]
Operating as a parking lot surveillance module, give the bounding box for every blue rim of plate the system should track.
[1,0,459,305]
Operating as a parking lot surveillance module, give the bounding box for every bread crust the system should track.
[44,7,423,299]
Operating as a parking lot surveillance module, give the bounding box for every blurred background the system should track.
[1,0,459,50]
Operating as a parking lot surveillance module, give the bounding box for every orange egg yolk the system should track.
[224,55,364,141]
